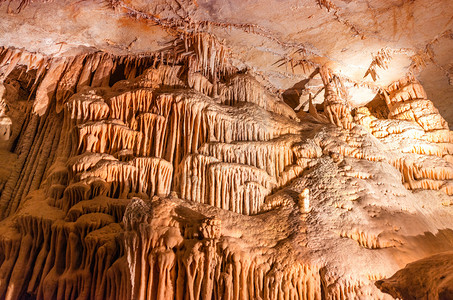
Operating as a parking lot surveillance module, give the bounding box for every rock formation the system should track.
[0,1,452,299]
[376,251,453,299]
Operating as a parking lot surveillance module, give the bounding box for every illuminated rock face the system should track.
[0,48,452,300]
[354,79,453,195]
[376,251,453,299]
[0,0,452,295]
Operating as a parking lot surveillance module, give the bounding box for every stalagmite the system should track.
[298,188,310,213]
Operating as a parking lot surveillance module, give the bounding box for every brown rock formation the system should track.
[376,251,453,299]
[0,47,451,298]
[0,1,452,299]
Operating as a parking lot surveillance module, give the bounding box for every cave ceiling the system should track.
[1,0,452,123]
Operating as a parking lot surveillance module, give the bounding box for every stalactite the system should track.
[198,135,298,178]
[209,162,274,214]
[0,114,40,218]
[353,79,453,196]
[0,111,63,219]
[76,120,143,155]
[135,113,167,157]
[390,154,453,195]
[2,45,453,300]
[179,153,277,215]
[0,46,180,119]
[167,32,235,80]
[178,154,220,205]
[153,91,211,165]
[187,71,213,96]
[217,74,298,119]
[179,131,302,215]
[122,197,323,300]
[340,229,400,249]
[65,91,110,126]
[67,153,116,177]
[137,65,184,88]
[91,54,114,88]
[323,81,353,129]
[55,55,86,113]
[276,165,306,187]
[354,108,445,157]
[0,107,12,142]
[34,59,68,116]
[109,89,154,126]
[385,79,449,131]
[0,47,48,81]
[63,73,304,211]
[78,157,173,198]
[364,48,393,81]
[203,102,302,144]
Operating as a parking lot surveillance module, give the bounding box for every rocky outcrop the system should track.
[376,252,453,299]
[0,44,452,300]
[355,79,453,195]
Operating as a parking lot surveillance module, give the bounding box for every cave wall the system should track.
[0,1,452,299]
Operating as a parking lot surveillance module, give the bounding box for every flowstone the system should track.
[0,51,452,299]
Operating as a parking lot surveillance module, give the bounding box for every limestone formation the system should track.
[0,47,451,298]
[354,80,453,195]
[376,252,453,299]
[0,1,452,299]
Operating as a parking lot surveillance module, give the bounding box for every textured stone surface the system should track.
[376,251,453,299]
[0,1,452,299]
[0,0,452,123]
[0,54,451,298]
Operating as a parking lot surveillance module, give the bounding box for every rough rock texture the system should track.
[376,252,453,299]
[0,0,452,124]
[0,44,452,298]
[0,1,452,299]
